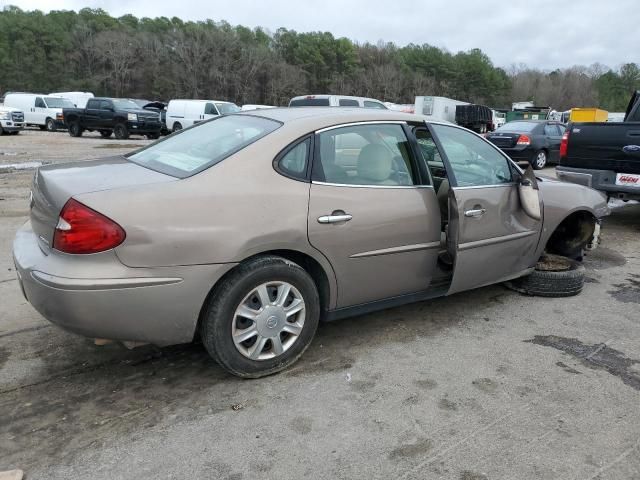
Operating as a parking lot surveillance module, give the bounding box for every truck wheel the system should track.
[68,121,83,137]
[532,150,547,170]
[114,123,129,140]
[201,256,320,378]
[173,122,183,132]
[45,118,56,132]
[99,130,112,138]
[504,254,585,297]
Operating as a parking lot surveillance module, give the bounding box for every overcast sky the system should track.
[4,0,638,70]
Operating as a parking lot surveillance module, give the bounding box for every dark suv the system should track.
[63,97,162,140]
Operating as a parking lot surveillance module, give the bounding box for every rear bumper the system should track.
[12,221,236,346]
[556,166,640,200]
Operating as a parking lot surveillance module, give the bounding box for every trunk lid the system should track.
[30,156,175,250]
[486,132,520,148]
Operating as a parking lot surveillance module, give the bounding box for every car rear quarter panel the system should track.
[74,125,339,306]
[535,178,609,257]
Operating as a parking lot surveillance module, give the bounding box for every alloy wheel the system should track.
[231,281,306,361]
[535,151,547,169]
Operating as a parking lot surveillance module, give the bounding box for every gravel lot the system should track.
[1,130,639,480]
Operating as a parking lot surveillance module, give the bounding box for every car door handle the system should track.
[318,214,353,224]
[464,208,486,218]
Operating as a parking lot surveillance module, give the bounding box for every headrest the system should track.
[357,144,393,182]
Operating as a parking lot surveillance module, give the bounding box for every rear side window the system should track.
[364,101,386,109]
[338,99,359,107]
[128,115,281,178]
[276,137,310,180]
[290,98,331,107]
[314,124,416,186]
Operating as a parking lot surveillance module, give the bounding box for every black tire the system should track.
[99,130,112,138]
[113,123,129,140]
[201,256,320,378]
[45,118,56,132]
[504,255,585,297]
[68,121,83,137]
[172,122,183,132]
[0,127,3,136]
[146,132,161,140]
[532,149,547,170]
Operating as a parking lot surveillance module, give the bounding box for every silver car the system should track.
[13,108,609,377]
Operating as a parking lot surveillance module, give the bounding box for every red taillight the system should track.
[560,131,569,158]
[516,135,531,145]
[53,199,125,254]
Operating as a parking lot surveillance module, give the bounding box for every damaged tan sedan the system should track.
[13,108,609,377]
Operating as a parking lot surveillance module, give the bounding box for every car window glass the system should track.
[35,97,45,108]
[414,128,446,181]
[544,124,559,136]
[557,124,566,135]
[290,98,330,107]
[431,124,512,187]
[204,103,218,115]
[364,101,386,109]
[86,99,99,109]
[278,138,309,179]
[338,99,359,107]
[314,124,416,186]
[100,101,112,111]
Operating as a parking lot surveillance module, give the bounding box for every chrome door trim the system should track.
[312,181,434,190]
[315,120,407,134]
[458,230,537,251]
[349,241,441,258]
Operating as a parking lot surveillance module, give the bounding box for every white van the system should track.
[50,91,94,108]
[289,95,387,109]
[0,105,25,135]
[165,100,241,131]
[3,93,75,131]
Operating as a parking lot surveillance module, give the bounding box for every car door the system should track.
[84,99,101,128]
[544,123,563,163]
[429,123,543,295]
[98,100,114,127]
[307,122,441,308]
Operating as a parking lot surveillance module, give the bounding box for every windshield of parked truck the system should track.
[112,99,142,110]
[215,102,241,114]
[496,121,539,133]
[44,97,75,108]
[128,115,281,178]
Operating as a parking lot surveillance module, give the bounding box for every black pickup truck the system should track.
[557,91,640,200]
[62,97,162,140]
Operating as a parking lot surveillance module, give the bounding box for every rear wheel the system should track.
[99,130,112,138]
[113,123,129,140]
[504,254,585,297]
[532,150,547,170]
[172,122,183,132]
[201,256,320,378]
[68,121,83,137]
[45,118,56,132]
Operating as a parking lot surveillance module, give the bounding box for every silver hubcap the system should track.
[232,281,305,361]
[536,152,546,168]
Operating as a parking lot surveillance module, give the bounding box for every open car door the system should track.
[429,124,543,295]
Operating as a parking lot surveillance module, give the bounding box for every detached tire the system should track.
[201,256,320,378]
[504,254,585,297]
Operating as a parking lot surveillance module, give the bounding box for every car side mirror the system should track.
[518,166,541,220]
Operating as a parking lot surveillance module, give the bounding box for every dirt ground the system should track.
[1,129,639,480]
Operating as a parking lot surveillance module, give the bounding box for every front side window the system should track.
[204,103,218,115]
[128,115,281,178]
[215,102,241,114]
[100,100,112,111]
[431,124,512,187]
[544,124,560,136]
[364,101,387,109]
[314,123,416,186]
[35,97,45,108]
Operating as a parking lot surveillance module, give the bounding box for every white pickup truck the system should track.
[0,105,25,135]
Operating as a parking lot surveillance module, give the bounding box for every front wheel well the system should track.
[194,250,332,341]
[545,210,596,258]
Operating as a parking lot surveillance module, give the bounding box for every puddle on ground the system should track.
[526,335,640,391]
[583,247,627,270]
[608,274,640,304]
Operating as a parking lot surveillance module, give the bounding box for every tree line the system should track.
[0,6,638,111]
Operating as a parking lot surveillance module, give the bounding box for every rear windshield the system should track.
[495,122,539,133]
[127,115,282,177]
[215,102,241,114]
[290,98,331,107]
[44,97,75,108]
